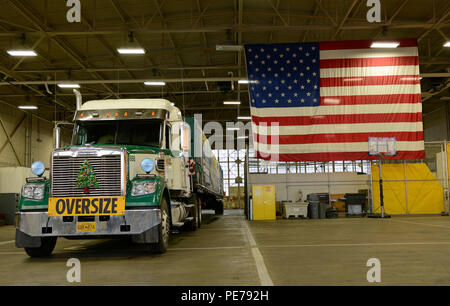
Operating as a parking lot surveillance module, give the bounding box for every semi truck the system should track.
[15,90,224,257]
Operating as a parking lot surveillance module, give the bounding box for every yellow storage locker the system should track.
[251,185,276,220]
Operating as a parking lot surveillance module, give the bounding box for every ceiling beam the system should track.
[0,73,447,86]
[332,0,359,39]
[1,22,449,37]
[8,0,121,99]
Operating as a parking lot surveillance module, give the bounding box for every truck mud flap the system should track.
[15,229,41,248]
[131,225,159,244]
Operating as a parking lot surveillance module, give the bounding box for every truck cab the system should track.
[16,94,205,257]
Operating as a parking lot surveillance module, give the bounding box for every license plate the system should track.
[76,222,96,233]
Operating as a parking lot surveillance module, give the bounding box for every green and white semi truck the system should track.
[15,90,224,257]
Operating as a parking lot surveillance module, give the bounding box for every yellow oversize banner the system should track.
[48,196,126,217]
[372,163,444,214]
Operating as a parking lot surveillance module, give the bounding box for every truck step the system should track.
[172,221,185,227]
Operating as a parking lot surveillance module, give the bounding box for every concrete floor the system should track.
[1,210,450,285]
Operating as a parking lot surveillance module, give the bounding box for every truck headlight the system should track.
[22,184,45,200]
[132,181,157,196]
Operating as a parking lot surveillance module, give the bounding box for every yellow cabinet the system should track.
[251,185,276,220]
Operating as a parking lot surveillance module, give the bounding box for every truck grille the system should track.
[51,155,123,197]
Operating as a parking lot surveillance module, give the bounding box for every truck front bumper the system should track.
[16,208,161,238]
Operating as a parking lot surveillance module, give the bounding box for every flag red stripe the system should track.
[319,38,418,51]
[320,75,420,87]
[252,113,422,126]
[253,131,424,145]
[255,150,425,162]
[320,94,421,105]
[320,56,418,69]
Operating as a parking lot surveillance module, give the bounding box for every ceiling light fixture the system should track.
[18,105,38,110]
[216,45,244,51]
[223,101,241,105]
[7,50,37,56]
[237,116,252,120]
[144,81,166,86]
[444,42,450,47]
[370,42,400,48]
[58,83,80,88]
[117,48,146,54]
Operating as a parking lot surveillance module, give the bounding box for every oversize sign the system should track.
[48,196,125,216]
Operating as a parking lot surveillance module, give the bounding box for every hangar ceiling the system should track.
[0,0,448,124]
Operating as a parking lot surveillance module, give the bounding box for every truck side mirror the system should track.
[180,122,191,158]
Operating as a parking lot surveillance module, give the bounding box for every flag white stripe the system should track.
[319,47,418,60]
[320,66,419,78]
[320,84,421,97]
[250,103,422,117]
[252,122,423,136]
[253,141,424,154]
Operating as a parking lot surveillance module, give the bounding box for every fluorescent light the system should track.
[444,42,450,47]
[238,80,259,84]
[117,48,146,54]
[237,116,252,120]
[7,50,37,56]
[237,136,248,139]
[227,127,240,131]
[224,101,241,105]
[144,81,166,86]
[18,105,38,110]
[216,45,243,51]
[370,42,400,48]
[58,83,80,88]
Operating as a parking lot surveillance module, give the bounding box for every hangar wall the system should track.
[423,105,449,141]
[248,172,369,202]
[0,103,55,167]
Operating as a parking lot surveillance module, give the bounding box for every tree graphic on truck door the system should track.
[75,160,99,193]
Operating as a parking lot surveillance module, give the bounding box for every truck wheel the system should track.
[149,197,170,254]
[214,200,224,215]
[24,237,57,258]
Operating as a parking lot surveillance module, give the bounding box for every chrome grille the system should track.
[52,155,122,197]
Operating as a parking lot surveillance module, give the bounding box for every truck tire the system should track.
[214,200,224,215]
[24,237,57,258]
[149,197,170,254]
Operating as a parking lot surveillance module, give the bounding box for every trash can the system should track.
[307,194,320,219]
[319,202,328,219]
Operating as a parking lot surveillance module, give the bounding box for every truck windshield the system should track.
[72,119,162,147]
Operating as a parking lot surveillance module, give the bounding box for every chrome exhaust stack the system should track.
[74,89,82,110]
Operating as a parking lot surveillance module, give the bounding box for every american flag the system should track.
[244,39,425,161]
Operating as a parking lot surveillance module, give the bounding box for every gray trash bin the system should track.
[307,194,320,219]
[319,202,328,219]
